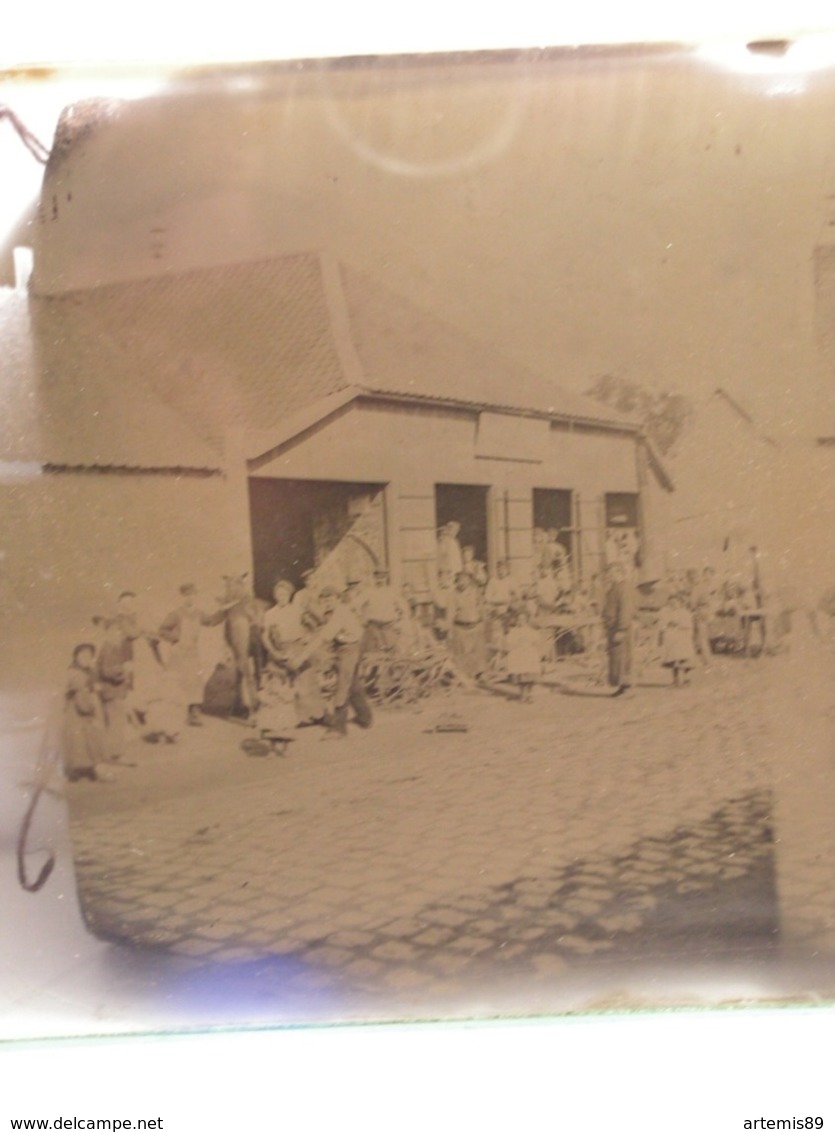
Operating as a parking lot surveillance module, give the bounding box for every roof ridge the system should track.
[336,260,633,428]
[30,250,327,302]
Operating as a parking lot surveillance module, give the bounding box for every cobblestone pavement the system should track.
[65,654,826,1010]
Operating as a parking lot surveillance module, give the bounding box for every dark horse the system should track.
[209,574,268,718]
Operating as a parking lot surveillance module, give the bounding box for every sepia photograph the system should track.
[1,39,834,1036]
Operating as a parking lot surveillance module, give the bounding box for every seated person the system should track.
[461,545,488,588]
[397,583,435,657]
[261,579,325,725]
[545,529,570,573]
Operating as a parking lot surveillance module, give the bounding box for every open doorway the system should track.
[604,491,640,571]
[434,483,490,568]
[249,478,387,602]
[533,488,575,567]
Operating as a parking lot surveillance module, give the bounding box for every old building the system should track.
[1,249,672,685]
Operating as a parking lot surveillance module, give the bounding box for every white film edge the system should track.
[1,40,834,1034]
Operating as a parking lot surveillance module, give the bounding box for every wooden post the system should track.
[225,426,255,580]
[503,490,511,562]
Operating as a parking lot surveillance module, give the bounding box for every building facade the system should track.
[1,248,672,690]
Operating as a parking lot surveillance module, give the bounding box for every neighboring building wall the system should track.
[0,471,231,691]
[666,395,778,576]
[251,400,641,593]
[814,243,834,398]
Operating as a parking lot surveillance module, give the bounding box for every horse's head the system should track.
[220,573,251,603]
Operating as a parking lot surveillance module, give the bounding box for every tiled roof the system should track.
[339,263,632,428]
[2,253,632,474]
[33,255,348,449]
[0,289,220,471]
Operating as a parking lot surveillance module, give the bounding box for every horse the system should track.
[211,574,268,718]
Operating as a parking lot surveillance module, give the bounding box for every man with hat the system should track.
[437,521,464,578]
[291,567,322,628]
[362,567,401,651]
[290,585,373,738]
[601,562,636,695]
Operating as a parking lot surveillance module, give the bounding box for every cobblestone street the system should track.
[65,651,831,1016]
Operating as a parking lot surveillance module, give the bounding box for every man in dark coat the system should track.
[601,563,635,695]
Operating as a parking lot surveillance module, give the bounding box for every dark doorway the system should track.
[434,483,490,565]
[533,488,574,562]
[604,491,641,570]
[604,492,639,530]
[249,478,387,602]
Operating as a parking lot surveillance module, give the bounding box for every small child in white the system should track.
[142,669,186,743]
[504,607,541,702]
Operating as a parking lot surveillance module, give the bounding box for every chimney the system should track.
[13,246,33,294]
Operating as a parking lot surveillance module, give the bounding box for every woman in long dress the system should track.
[449,572,488,680]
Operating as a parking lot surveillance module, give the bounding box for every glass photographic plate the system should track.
[1,38,833,1042]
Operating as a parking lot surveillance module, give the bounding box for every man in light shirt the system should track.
[291,586,372,738]
[291,568,323,631]
[363,568,402,650]
[483,559,518,656]
[437,521,464,578]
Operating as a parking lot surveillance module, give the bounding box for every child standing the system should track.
[504,608,541,702]
[62,643,108,782]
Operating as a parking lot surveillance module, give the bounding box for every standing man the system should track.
[292,568,323,629]
[108,589,161,717]
[430,569,455,641]
[692,566,719,666]
[437,521,464,578]
[484,559,518,656]
[111,590,142,661]
[291,586,373,739]
[362,568,401,651]
[97,618,132,759]
[601,562,636,696]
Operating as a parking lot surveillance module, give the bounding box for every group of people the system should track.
[257,537,593,718]
[619,554,776,692]
[60,531,787,782]
[424,533,777,698]
[61,587,224,782]
[432,521,581,686]
[61,572,387,782]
